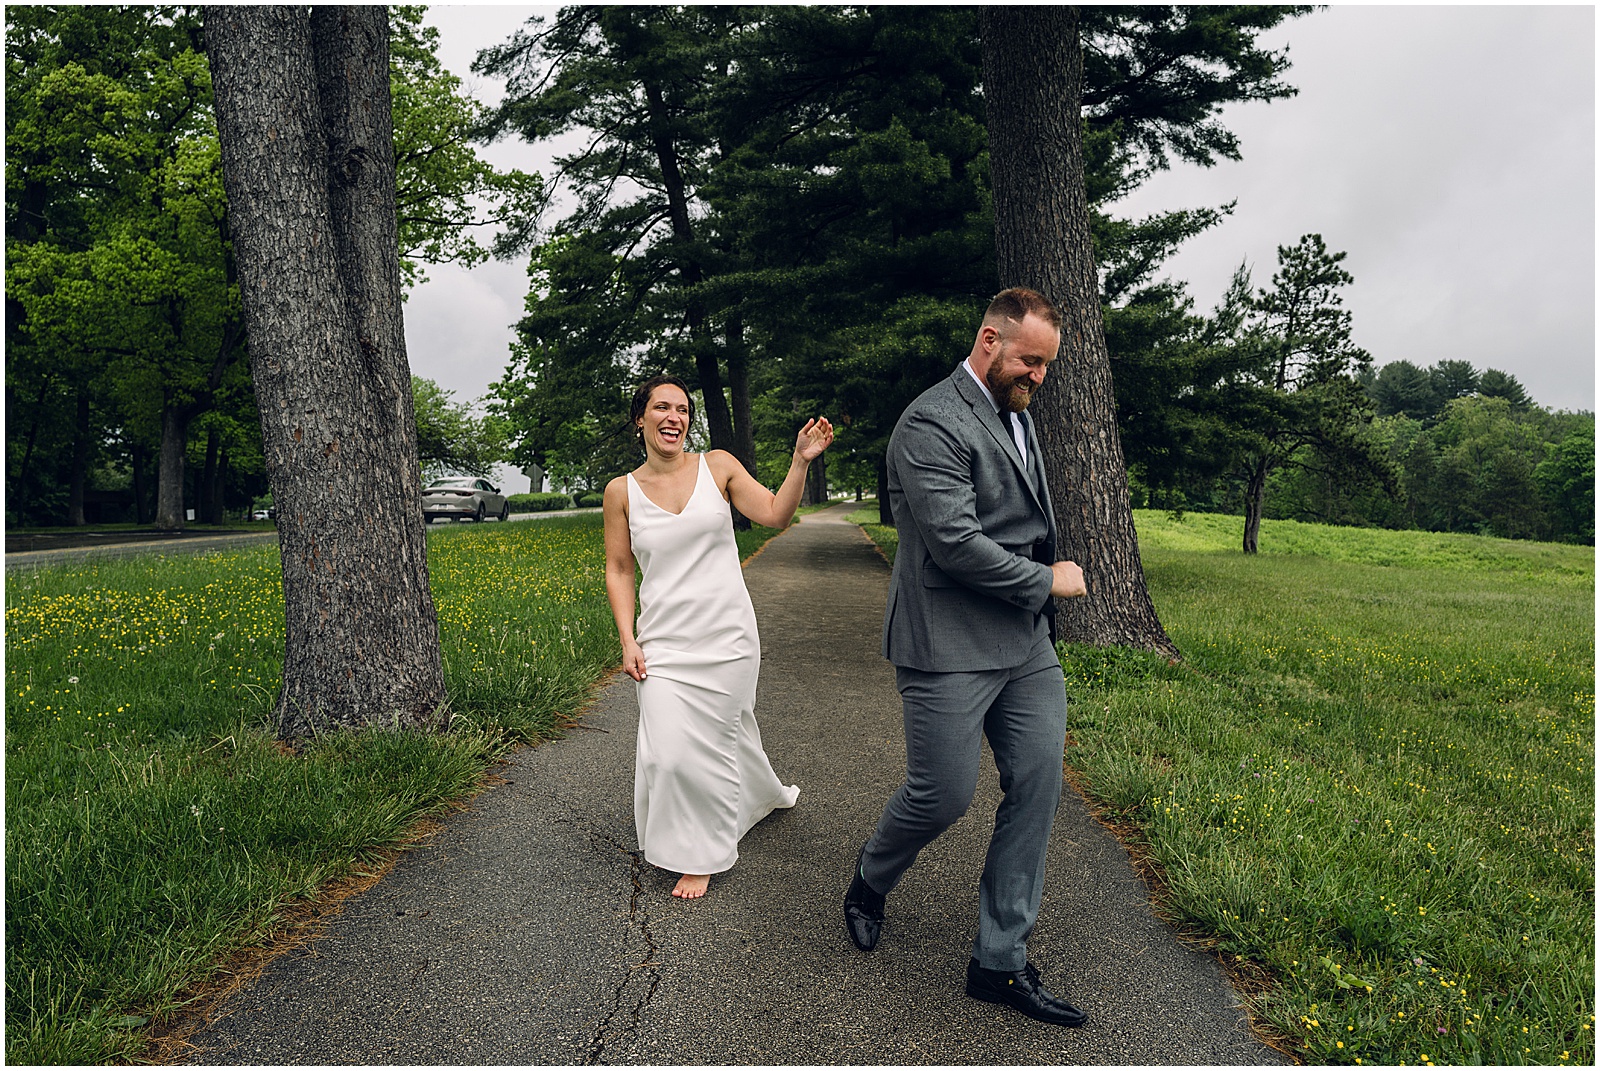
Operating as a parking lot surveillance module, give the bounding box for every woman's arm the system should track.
[602,477,647,681]
[711,418,834,529]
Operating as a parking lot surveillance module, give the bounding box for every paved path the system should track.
[181,504,1286,1065]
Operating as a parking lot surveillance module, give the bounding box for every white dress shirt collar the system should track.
[962,358,1027,464]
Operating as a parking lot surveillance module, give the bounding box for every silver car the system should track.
[423,477,508,523]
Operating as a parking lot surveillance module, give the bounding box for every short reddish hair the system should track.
[983,287,1062,331]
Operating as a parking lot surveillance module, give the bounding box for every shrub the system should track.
[572,490,605,508]
[505,492,570,513]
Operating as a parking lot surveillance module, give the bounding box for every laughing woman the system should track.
[603,375,834,899]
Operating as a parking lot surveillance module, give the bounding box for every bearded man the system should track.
[843,286,1090,1026]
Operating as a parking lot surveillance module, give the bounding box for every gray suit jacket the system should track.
[881,365,1058,672]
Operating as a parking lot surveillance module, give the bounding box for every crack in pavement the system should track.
[516,792,663,1064]
[581,830,660,1065]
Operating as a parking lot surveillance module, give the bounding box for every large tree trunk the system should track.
[208,4,446,739]
[154,402,188,530]
[694,356,736,454]
[1243,455,1269,554]
[67,388,91,526]
[980,7,1177,656]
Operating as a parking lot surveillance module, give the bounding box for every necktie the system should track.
[1001,409,1023,460]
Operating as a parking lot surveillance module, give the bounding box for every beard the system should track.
[985,362,1033,413]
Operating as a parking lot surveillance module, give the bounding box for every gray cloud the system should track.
[1112,5,1595,411]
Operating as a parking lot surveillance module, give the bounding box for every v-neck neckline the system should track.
[630,455,703,517]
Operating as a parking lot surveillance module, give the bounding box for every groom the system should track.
[844,287,1089,1027]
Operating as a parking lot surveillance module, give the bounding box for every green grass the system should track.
[857,508,1595,1065]
[844,501,898,564]
[4,513,781,1064]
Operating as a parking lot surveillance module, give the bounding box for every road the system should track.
[4,509,602,570]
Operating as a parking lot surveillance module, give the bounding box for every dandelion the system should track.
[67,675,79,684]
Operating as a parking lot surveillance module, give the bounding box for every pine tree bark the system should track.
[725,329,755,529]
[980,7,1177,656]
[207,4,446,738]
[637,72,735,455]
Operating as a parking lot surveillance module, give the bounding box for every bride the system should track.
[603,375,834,898]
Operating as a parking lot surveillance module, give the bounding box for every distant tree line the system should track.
[1297,365,1591,543]
[1137,350,1593,545]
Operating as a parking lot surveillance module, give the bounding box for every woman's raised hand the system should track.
[794,417,835,462]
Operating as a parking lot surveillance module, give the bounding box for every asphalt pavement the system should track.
[179,503,1288,1065]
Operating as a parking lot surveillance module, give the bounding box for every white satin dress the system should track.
[626,454,799,875]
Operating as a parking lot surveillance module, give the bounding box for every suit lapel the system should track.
[951,367,1048,518]
[1022,411,1057,540]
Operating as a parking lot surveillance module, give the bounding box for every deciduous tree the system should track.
[207,4,446,738]
[412,375,508,479]
[5,5,244,529]
[1536,423,1595,543]
[6,4,532,529]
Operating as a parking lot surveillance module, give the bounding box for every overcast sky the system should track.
[405,5,1596,494]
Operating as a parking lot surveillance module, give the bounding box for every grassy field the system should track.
[4,514,779,1064]
[850,503,1594,1065]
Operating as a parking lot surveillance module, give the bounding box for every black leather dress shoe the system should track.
[843,856,886,952]
[965,959,1088,1027]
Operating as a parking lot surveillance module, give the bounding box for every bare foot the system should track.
[671,873,710,899]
